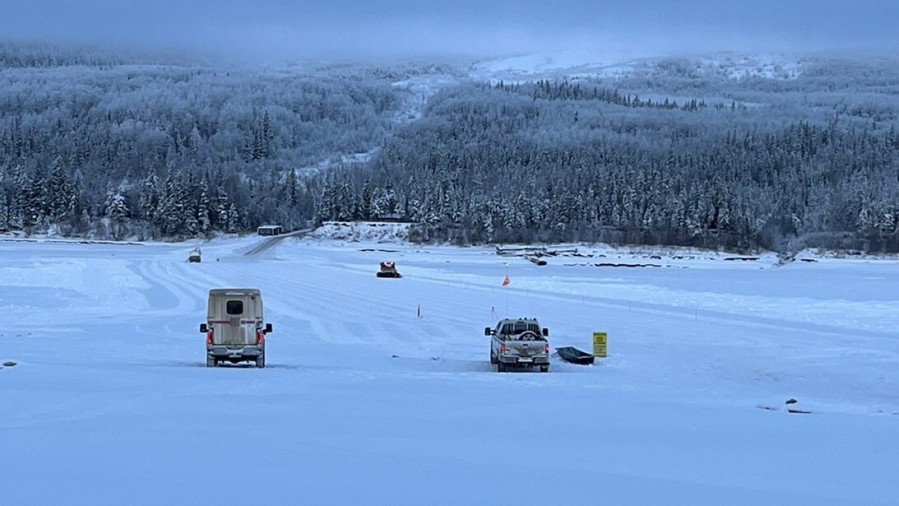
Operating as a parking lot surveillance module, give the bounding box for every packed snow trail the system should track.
[241,228,312,256]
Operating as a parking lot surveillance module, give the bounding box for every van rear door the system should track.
[210,293,258,346]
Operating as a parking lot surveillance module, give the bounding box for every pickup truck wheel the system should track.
[540,365,549,373]
[497,361,505,372]
[490,351,497,364]
[256,354,265,369]
[206,356,214,367]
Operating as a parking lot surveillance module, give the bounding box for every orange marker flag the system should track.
[502,275,510,286]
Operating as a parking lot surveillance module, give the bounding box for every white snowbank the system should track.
[306,221,411,243]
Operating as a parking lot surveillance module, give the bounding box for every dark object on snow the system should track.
[556,346,595,365]
[594,263,660,268]
[784,398,811,413]
[3,361,17,367]
[377,261,402,278]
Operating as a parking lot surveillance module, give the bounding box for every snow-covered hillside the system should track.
[468,50,804,83]
[1,234,897,505]
[468,49,637,81]
[377,50,805,114]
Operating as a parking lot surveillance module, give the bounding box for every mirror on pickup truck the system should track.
[199,323,208,333]
[484,327,494,336]
[265,323,273,334]
[543,328,549,337]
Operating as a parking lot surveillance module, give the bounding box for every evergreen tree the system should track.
[157,173,185,235]
[47,158,76,224]
[214,184,231,230]
[104,184,130,239]
[285,169,299,208]
[17,167,48,228]
[226,202,240,232]
[359,180,372,220]
[197,185,212,235]
[138,168,160,222]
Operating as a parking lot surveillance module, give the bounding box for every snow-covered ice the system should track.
[1,233,897,505]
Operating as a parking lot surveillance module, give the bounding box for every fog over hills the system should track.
[4,0,898,64]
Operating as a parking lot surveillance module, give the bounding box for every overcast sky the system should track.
[3,1,898,63]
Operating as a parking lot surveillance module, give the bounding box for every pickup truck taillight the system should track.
[256,331,265,346]
[544,344,550,353]
[500,344,507,353]
[205,331,213,345]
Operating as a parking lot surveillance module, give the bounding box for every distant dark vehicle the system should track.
[377,261,401,278]
[257,225,283,236]
[371,212,405,223]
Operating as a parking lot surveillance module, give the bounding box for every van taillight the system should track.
[206,331,213,345]
[256,331,265,345]
[500,344,506,353]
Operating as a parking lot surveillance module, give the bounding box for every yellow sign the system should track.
[593,331,608,358]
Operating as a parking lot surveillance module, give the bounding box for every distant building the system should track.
[372,212,405,223]
[257,225,284,236]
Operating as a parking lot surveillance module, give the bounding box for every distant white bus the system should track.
[257,225,283,236]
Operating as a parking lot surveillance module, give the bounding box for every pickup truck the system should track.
[485,317,550,372]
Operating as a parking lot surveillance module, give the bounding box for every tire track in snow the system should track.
[163,258,346,345]
[166,248,474,357]
[133,259,206,317]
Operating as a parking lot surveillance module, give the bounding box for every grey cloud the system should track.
[2,1,897,63]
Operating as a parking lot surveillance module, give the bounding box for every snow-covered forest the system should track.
[2,42,898,252]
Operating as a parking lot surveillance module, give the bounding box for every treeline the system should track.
[317,77,899,252]
[2,42,899,253]
[0,44,406,238]
[0,41,144,68]
[503,79,710,111]
[1,159,315,239]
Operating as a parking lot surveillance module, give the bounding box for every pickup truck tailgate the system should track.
[504,340,548,358]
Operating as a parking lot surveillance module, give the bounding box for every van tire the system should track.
[490,351,497,364]
[256,354,265,369]
[540,365,549,373]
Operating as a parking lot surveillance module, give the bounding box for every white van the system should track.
[199,288,273,368]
